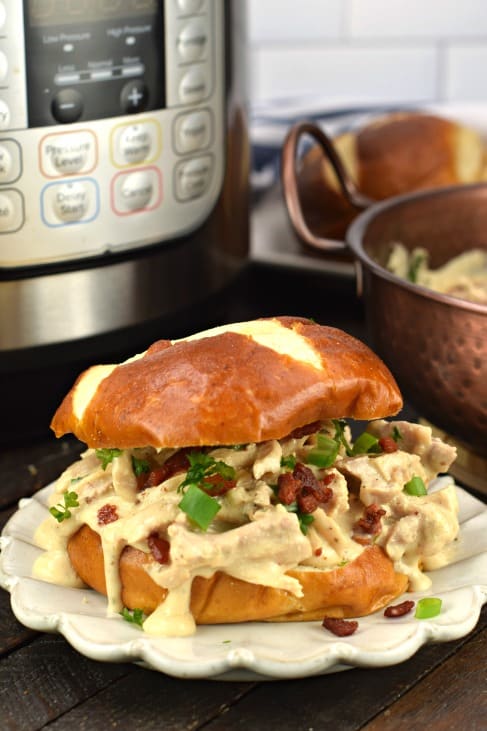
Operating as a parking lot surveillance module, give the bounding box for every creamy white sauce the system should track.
[33,420,460,635]
[387,243,487,304]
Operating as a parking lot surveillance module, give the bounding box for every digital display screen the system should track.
[27,0,158,26]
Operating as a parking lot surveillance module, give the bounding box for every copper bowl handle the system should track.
[281,121,373,253]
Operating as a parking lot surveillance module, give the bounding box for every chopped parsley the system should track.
[407,252,426,283]
[281,455,297,471]
[49,490,79,523]
[178,451,236,494]
[392,426,403,442]
[120,607,144,627]
[132,456,150,477]
[95,448,123,470]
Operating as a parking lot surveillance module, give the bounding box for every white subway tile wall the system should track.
[247,0,487,106]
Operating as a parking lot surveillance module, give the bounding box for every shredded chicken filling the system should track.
[33,419,459,637]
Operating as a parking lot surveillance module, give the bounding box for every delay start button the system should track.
[175,155,213,201]
[52,181,89,222]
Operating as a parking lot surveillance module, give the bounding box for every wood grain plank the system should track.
[0,634,131,731]
[201,607,487,731]
[43,666,255,731]
[361,626,487,730]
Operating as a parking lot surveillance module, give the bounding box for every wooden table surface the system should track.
[1,264,486,730]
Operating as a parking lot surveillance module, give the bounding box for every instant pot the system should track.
[0,0,249,441]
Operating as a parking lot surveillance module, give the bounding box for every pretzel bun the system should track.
[68,525,409,623]
[51,316,402,449]
[299,112,487,240]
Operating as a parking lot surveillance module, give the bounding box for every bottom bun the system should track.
[68,525,409,623]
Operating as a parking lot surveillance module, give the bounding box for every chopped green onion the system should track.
[415,597,442,619]
[280,455,297,470]
[95,448,123,470]
[120,607,144,627]
[178,484,221,531]
[306,434,339,468]
[132,456,150,477]
[352,432,380,455]
[404,476,428,496]
[49,490,79,523]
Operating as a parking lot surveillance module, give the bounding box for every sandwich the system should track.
[33,317,459,637]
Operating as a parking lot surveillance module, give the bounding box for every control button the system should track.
[175,155,213,200]
[178,67,209,105]
[0,100,10,130]
[41,131,96,176]
[0,140,21,183]
[119,123,153,164]
[0,52,8,82]
[174,110,211,154]
[177,0,204,13]
[119,171,153,212]
[120,81,148,114]
[51,89,83,124]
[52,181,90,222]
[0,189,24,233]
[112,167,162,215]
[177,21,208,62]
[0,144,11,179]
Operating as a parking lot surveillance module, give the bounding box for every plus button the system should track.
[120,81,149,114]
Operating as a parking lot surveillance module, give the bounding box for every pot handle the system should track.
[281,121,373,253]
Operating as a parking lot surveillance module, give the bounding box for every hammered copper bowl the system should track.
[282,123,487,458]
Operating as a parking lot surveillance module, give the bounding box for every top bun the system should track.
[51,317,403,448]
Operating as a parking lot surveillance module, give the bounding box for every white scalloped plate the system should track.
[1,477,486,681]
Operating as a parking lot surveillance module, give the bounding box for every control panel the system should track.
[0,0,225,267]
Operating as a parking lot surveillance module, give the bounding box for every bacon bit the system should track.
[277,463,333,514]
[97,504,118,525]
[277,472,300,504]
[148,533,170,564]
[287,421,322,440]
[384,600,415,618]
[314,547,323,557]
[355,503,386,535]
[353,535,372,546]
[379,436,399,453]
[202,474,237,496]
[137,449,192,491]
[322,616,358,637]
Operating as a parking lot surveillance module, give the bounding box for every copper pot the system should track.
[282,122,487,458]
